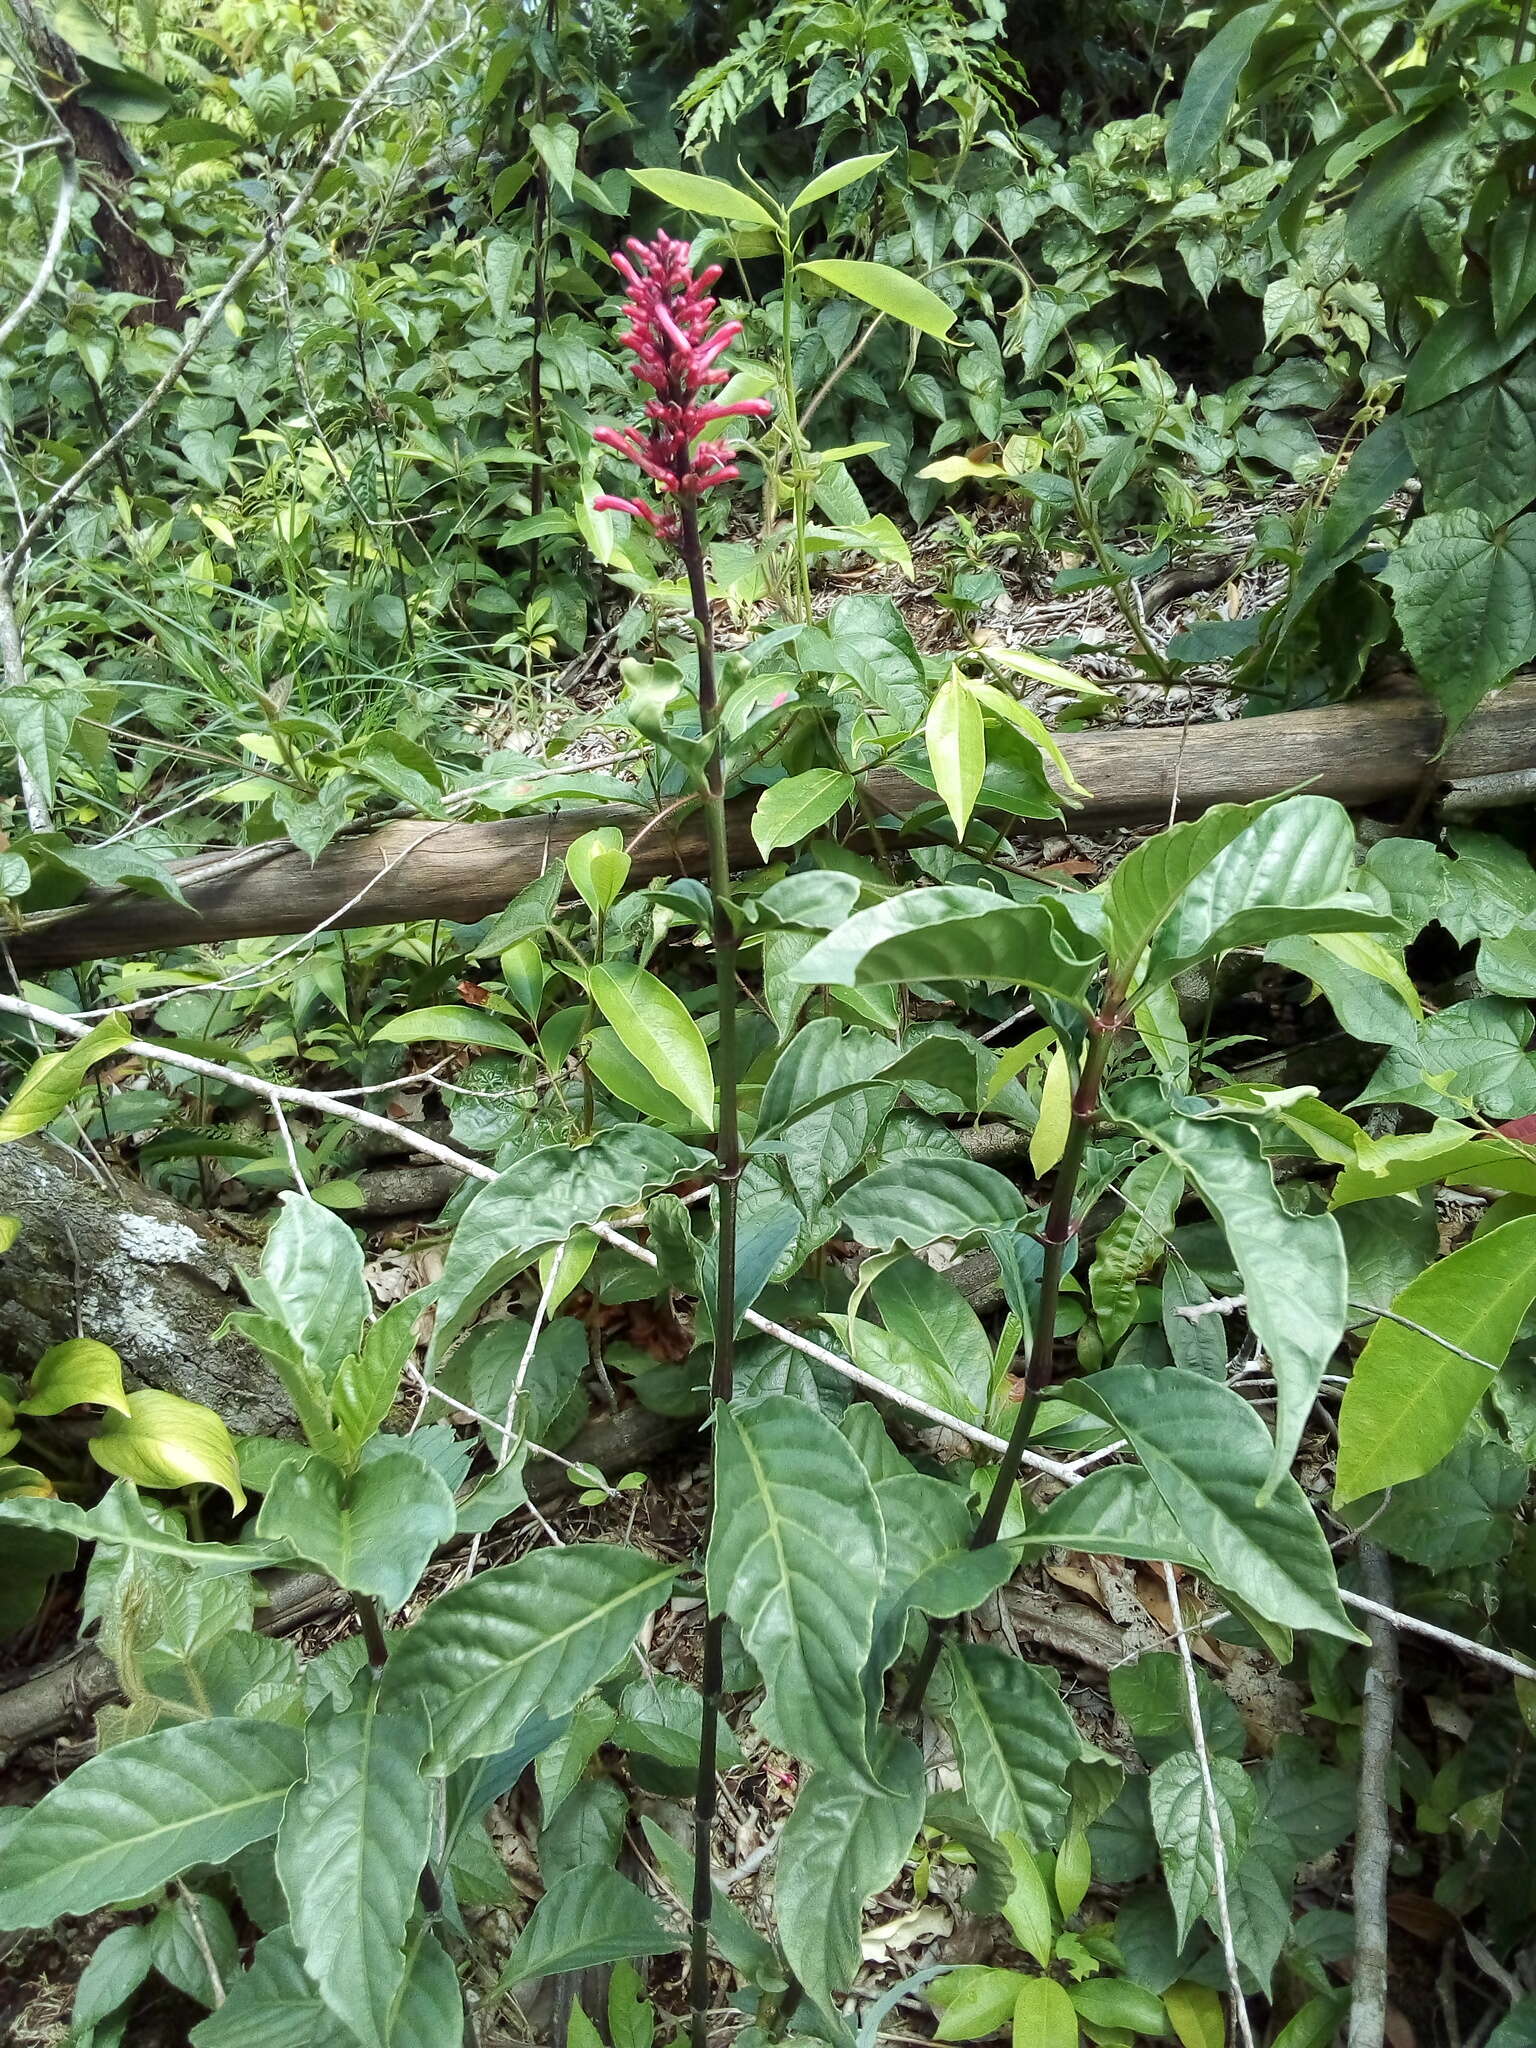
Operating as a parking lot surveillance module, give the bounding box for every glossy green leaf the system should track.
[1117,1083,1346,1487]
[586,962,715,1129]
[708,1394,885,1783]
[89,1390,247,1510]
[19,1337,130,1417]
[868,1257,993,1416]
[1105,794,1286,979]
[276,1702,433,2047]
[795,887,1102,1007]
[0,1015,130,1144]
[839,1157,1028,1250]
[1069,1976,1167,2036]
[752,770,854,856]
[800,258,955,337]
[926,672,986,838]
[256,1450,456,1610]
[243,1193,370,1380]
[1062,1367,1361,1641]
[1148,1750,1255,1946]
[629,166,776,228]
[941,1642,1083,1847]
[0,1720,304,1927]
[380,1543,675,1769]
[0,1478,279,1575]
[1010,1974,1079,2048]
[1335,1215,1536,1502]
[1015,1464,1204,1572]
[497,1866,679,1990]
[372,1005,526,1052]
[777,1733,925,2020]
[790,150,894,211]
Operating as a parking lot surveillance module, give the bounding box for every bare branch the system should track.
[0,139,77,356]
[1348,1544,1400,2048]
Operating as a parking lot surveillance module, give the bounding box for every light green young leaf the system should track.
[256,1450,456,1610]
[19,1337,131,1417]
[1330,1119,1536,1206]
[566,826,632,916]
[777,1733,925,2022]
[1010,1975,1079,2048]
[333,1295,422,1455]
[868,1258,993,1415]
[496,1867,679,1990]
[0,1014,130,1144]
[1335,1215,1536,1502]
[1000,1835,1056,1965]
[629,166,776,228]
[1148,1751,1255,1946]
[926,673,986,839]
[379,1544,676,1769]
[940,1643,1083,1847]
[752,770,854,857]
[372,1006,527,1052]
[794,888,1102,1007]
[708,1394,886,1785]
[0,1720,305,1928]
[800,258,955,338]
[926,1967,1024,2042]
[585,962,716,1131]
[1030,1038,1072,1177]
[962,675,1091,797]
[89,1390,247,1510]
[276,1703,434,2048]
[789,150,894,211]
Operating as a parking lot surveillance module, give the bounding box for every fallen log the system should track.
[13,677,1536,973]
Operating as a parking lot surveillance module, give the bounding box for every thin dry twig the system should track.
[1348,1544,1399,2048]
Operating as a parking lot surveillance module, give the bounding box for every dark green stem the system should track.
[898,1003,1121,1719]
[680,495,742,2048]
[355,1593,390,1669]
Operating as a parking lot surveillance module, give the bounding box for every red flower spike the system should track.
[590,232,771,544]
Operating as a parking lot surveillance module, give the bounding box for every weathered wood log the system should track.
[14,677,1536,974]
[0,1134,285,1436]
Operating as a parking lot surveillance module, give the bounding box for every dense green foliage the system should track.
[6,2,1536,2045]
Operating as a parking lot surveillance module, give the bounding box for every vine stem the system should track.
[679,497,741,2048]
[898,996,1122,1719]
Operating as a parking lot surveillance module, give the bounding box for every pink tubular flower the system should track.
[591,231,772,543]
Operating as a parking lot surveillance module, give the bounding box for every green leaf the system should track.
[1164,1982,1224,2048]
[190,1931,351,2048]
[838,1157,1028,1251]
[1331,1122,1536,1206]
[1335,1215,1536,1502]
[89,1390,247,1510]
[790,150,894,211]
[1000,1835,1056,1965]
[0,1015,130,1144]
[373,1006,528,1052]
[383,1926,463,2048]
[629,167,776,228]
[777,1733,925,2020]
[1089,1154,1184,1347]
[1494,210,1536,335]
[794,889,1101,1007]
[1165,1,1284,183]
[528,119,578,201]
[586,963,716,1130]
[1405,357,1536,525]
[276,1703,434,2048]
[244,1193,370,1380]
[566,827,631,916]
[1016,1464,1205,1573]
[639,1817,783,1990]
[799,258,955,338]
[1357,996,1536,1120]
[431,1129,710,1360]
[1070,1976,1166,2036]
[708,1394,886,1783]
[0,1479,279,1575]
[1381,509,1536,732]
[1404,297,1536,413]
[334,1296,421,1455]
[379,1544,676,1770]
[1061,1367,1361,1641]
[926,674,986,838]
[1010,1976,1079,2048]
[74,1922,155,2034]
[927,1967,1026,2041]
[19,1337,130,1417]
[867,1258,993,1417]
[940,1643,1083,1847]
[256,1451,455,1610]
[1148,1751,1255,1946]
[1116,1084,1346,1487]
[497,1867,678,1990]
[1104,795,1283,980]
[752,770,854,856]
[0,1720,304,1928]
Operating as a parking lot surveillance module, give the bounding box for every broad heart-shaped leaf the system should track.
[89,1390,247,1510]
[276,1702,433,2048]
[628,165,775,229]
[244,1193,370,1378]
[1142,795,1397,990]
[752,769,854,856]
[1148,1751,1256,1947]
[837,1157,1029,1251]
[379,1544,675,1770]
[191,1931,352,2048]
[1164,0,1284,181]
[1335,1215,1536,1503]
[0,1719,304,1929]
[585,962,716,1130]
[1381,509,1536,733]
[496,1866,678,1991]
[19,1337,130,1417]
[1405,356,1536,526]
[799,257,956,338]
[1116,1083,1346,1489]
[257,1450,456,1612]
[794,887,1102,1009]
[430,1128,709,1361]
[708,1395,886,1785]
[925,672,985,838]
[777,1732,926,2028]
[0,1479,281,1576]
[1061,1367,1361,1642]
[939,1643,1083,1848]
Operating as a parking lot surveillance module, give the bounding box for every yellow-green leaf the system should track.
[752,770,854,857]
[1164,1982,1225,2048]
[88,1390,247,1510]
[566,827,632,917]
[1309,930,1423,1019]
[926,674,985,839]
[962,674,1091,799]
[789,150,893,212]
[0,1216,19,1253]
[1012,1975,1078,2048]
[372,1007,527,1052]
[539,1230,598,1312]
[19,1338,131,1418]
[0,1015,131,1145]
[629,168,776,229]
[1030,1038,1072,1176]
[799,258,955,338]
[586,963,716,1130]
